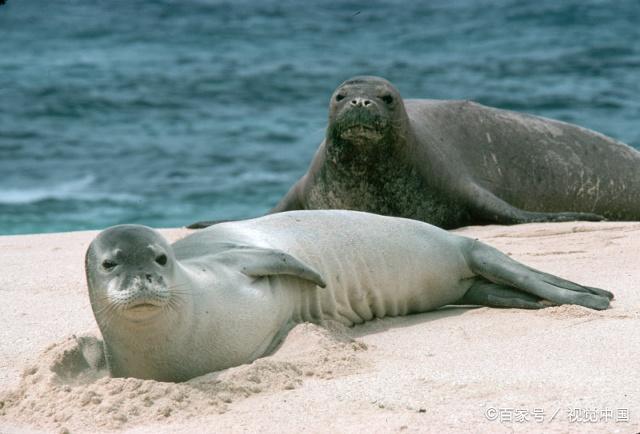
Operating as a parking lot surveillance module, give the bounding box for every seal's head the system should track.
[85,225,177,324]
[326,76,409,165]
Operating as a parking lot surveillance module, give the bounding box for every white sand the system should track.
[0,222,638,433]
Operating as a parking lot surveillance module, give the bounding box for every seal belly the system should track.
[256,212,474,326]
[283,245,471,326]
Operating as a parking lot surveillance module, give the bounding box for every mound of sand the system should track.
[0,323,367,432]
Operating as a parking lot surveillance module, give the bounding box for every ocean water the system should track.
[0,0,639,235]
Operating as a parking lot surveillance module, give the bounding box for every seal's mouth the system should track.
[113,287,170,321]
[330,106,389,145]
[124,293,166,309]
[128,301,162,310]
[339,124,384,142]
[119,298,166,322]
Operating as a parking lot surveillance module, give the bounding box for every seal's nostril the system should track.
[350,99,358,106]
[145,274,152,283]
[363,99,371,106]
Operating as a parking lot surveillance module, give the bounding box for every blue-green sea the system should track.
[0,0,639,234]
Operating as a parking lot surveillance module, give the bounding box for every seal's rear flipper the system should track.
[465,184,605,224]
[518,263,614,300]
[464,240,611,310]
[216,247,327,288]
[455,280,552,309]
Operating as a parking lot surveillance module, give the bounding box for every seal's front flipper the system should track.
[466,184,605,224]
[455,280,551,309]
[187,219,231,229]
[217,247,326,288]
[270,178,305,213]
[187,216,264,230]
[464,240,611,310]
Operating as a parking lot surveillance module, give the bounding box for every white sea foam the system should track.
[0,175,140,205]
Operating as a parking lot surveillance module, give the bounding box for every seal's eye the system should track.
[155,254,168,266]
[102,260,118,271]
[335,93,346,102]
[381,94,394,104]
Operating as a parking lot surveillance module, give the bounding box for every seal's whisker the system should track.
[96,303,120,329]
[166,297,185,314]
[95,301,118,316]
[168,289,194,297]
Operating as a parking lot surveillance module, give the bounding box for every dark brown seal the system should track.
[263,76,640,228]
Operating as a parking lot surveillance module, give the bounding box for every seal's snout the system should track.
[107,272,172,321]
[349,97,373,108]
[120,272,167,293]
[330,106,387,147]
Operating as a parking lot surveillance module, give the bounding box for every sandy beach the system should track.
[1,221,638,433]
